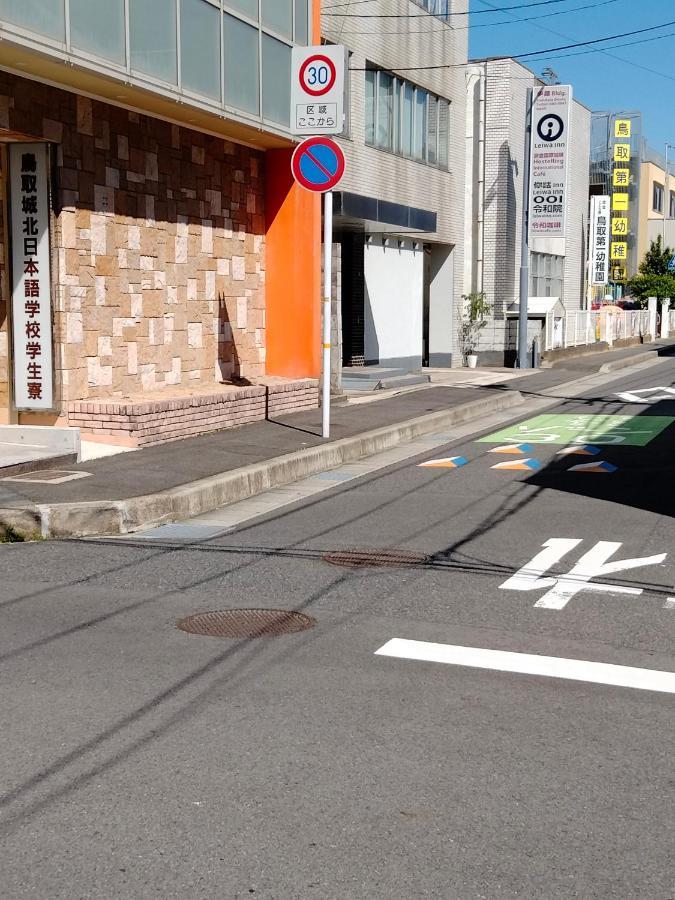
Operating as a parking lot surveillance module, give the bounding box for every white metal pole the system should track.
[322,190,333,439]
[664,144,669,246]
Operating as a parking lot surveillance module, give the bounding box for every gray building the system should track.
[464,59,591,365]
[322,0,468,377]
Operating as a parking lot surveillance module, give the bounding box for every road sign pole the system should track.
[518,88,533,369]
[322,190,333,439]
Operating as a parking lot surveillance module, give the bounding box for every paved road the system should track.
[1,360,674,898]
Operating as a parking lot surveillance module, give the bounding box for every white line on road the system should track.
[375,639,675,694]
[664,598,675,610]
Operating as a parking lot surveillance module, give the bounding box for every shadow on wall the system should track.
[216,295,250,384]
[484,140,517,322]
[363,279,380,366]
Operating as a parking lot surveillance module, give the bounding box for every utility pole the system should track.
[517,88,533,369]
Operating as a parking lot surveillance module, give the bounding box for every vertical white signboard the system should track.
[9,143,53,410]
[290,44,346,135]
[589,195,610,286]
[528,85,572,241]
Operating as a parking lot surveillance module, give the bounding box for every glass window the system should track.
[294,0,309,44]
[427,95,438,165]
[670,191,675,219]
[400,82,414,158]
[224,13,260,115]
[262,0,292,38]
[376,72,395,151]
[181,0,221,99]
[262,33,291,125]
[413,89,427,161]
[0,0,65,40]
[438,99,449,169]
[130,0,178,84]
[365,67,448,168]
[225,0,258,21]
[530,253,564,297]
[365,69,376,146]
[70,0,125,64]
[653,182,664,213]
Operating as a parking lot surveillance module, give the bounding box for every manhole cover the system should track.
[322,549,428,568]
[176,608,316,638]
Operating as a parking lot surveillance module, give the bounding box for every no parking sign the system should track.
[291,137,345,193]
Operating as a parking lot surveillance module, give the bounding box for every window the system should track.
[223,12,259,115]
[181,0,221,99]
[225,0,258,21]
[294,0,309,44]
[365,67,450,168]
[130,0,177,84]
[670,191,675,219]
[653,182,664,213]
[262,33,291,125]
[70,0,125,63]
[0,0,65,40]
[413,0,450,22]
[530,253,564,299]
[262,0,292,38]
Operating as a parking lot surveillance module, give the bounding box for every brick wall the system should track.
[68,380,319,447]
[0,71,266,412]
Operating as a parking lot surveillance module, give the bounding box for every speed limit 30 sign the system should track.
[291,44,346,135]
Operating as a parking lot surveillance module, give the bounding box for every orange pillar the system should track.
[263,3,323,379]
[265,151,321,379]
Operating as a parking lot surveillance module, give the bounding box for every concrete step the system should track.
[341,366,408,381]
[343,373,431,392]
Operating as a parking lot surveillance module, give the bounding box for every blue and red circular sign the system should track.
[291,137,345,193]
[299,54,337,97]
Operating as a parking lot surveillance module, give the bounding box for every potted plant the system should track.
[461,292,492,368]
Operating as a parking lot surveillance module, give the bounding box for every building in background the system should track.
[322,0,467,385]
[0,0,321,442]
[464,59,591,365]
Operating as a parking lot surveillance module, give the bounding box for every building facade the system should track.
[322,0,468,375]
[0,0,321,441]
[464,59,591,364]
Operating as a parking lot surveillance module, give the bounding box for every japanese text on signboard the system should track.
[528,86,572,240]
[9,143,53,409]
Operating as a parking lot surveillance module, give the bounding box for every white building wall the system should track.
[364,239,424,366]
[323,0,468,365]
[464,59,591,361]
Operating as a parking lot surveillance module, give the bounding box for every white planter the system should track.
[466,354,478,369]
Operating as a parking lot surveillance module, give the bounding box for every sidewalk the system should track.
[1,339,673,540]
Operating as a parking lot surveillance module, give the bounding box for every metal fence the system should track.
[544,309,652,351]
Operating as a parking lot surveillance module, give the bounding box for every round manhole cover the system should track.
[177,609,316,638]
[322,549,428,569]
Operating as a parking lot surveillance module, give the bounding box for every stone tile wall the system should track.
[0,71,266,412]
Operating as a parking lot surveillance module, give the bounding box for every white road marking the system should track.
[616,387,675,403]
[375,639,675,694]
[664,598,675,610]
[499,538,667,610]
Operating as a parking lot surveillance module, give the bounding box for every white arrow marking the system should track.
[616,387,675,403]
[664,598,675,610]
[375,640,675,694]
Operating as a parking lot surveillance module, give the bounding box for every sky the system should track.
[469,0,675,152]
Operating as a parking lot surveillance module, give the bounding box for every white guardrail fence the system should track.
[544,309,659,352]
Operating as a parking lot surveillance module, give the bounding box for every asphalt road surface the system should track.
[1,360,674,899]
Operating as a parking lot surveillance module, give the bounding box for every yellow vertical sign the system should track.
[613,143,631,163]
[615,119,631,138]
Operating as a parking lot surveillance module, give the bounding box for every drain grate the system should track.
[176,608,316,638]
[2,469,91,484]
[322,549,428,569]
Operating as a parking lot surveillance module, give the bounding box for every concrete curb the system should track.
[0,390,524,539]
[599,350,663,374]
